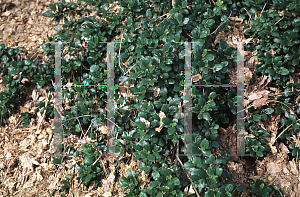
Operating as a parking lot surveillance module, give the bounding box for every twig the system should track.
[123,63,137,76]
[176,152,200,197]
[243,8,252,21]
[14,119,22,130]
[261,2,267,13]
[275,119,300,141]
[274,16,284,25]
[175,140,200,197]
[92,151,103,165]
[106,117,120,129]
[174,140,179,166]
[118,28,125,75]
[205,10,232,38]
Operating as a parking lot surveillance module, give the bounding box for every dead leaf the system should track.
[153,87,160,97]
[229,16,243,22]
[267,162,281,174]
[252,97,268,109]
[289,159,298,175]
[296,95,300,105]
[248,90,270,101]
[291,134,300,148]
[244,67,253,83]
[192,74,201,82]
[268,143,277,154]
[140,117,150,128]
[279,143,290,154]
[98,125,107,134]
[258,75,270,87]
[270,133,277,145]
[32,89,38,101]
[155,111,166,132]
[104,156,115,163]
[244,131,255,138]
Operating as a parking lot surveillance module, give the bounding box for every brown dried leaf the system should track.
[296,95,300,105]
[192,74,201,82]
[279,143,290,154]
[267,162,281,174]
[252,97,268,109]
[98,125,107,134]
[248,90,270,101]
[289,159,298,175]
[155,111,166,132]
[244,67,253,83]
[140,117,150,128]
[270,132,277,145]
[291,134,300,147]
[104,156,115,163]
[258,75,270,87]
[268,143,277,154]
[153,87,160,97]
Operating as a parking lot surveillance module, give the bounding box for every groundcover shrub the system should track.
[2,0,300,196]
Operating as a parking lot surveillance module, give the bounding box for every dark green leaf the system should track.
[84,155,95,165]
[52,159,61,164]
[90,64,99,72]
[203,112,210,121]
[162,117,171,127]
[119,76,128,83]
[216,167,223,176]
[200,139,209,149]
[54,26,61,32]
[160,86,168,98]
[265,108,274,114]
[206,19,215,27]
[127,17,133,26]
[205,54,214,61]
[209,92,216,100]
[175,13,183,23]
[42,11,52,17]
[256,151,263,157]
[172,177,180,185]
[205,155,215,165]
[71,3,77,9]
[253,114,261,122]
[166,59,173,64]
[49,4,56,11]
[167,127,176,135]
[183,18,189,25]
[214,64,223,71]
[147,154,155,162]
[24,59,33,66]
[152,171,160,180]
[280,67,289,75]
[146,10,152,18]
[162,104,169,113]
[198,179,206,192]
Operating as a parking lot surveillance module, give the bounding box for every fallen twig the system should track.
[274,16,284,25]
[275,119,300,141]
[118,28,125,75]
[175,140,200,197]
[205,10,232,38]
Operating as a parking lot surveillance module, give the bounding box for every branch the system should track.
[205,10,232,38]
[175,140,200,197]
[118,28,125,75]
